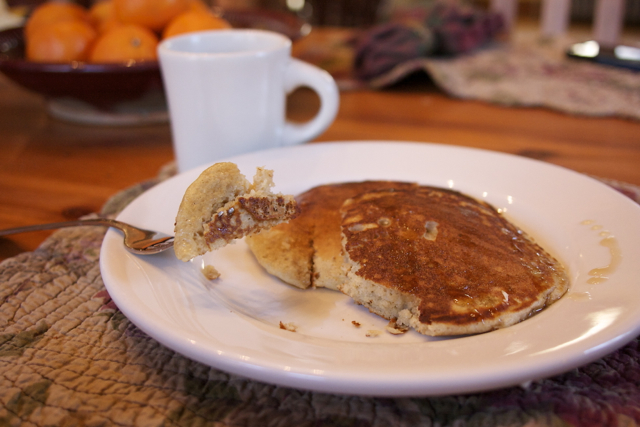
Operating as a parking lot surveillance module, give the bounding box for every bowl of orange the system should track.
[0,0,307,124]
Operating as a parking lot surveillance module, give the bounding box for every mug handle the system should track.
[282,59,339,145]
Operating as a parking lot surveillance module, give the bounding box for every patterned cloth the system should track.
[1,175,640,427]
[369,36,640,120]
[296,27,640,120]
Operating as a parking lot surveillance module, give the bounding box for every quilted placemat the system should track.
[1,173,639,427]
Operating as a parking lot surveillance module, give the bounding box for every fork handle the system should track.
[0,218,116,237]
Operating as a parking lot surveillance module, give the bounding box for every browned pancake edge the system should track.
[339,187,569,336]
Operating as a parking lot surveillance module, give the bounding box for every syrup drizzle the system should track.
[580,220,622,284]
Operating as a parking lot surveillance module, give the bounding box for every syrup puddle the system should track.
[567,291,591,301]
[580,220,622,284]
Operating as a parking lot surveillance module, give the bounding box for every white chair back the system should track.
[489,0,626,46]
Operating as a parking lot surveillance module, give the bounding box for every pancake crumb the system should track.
[202,265,220,280]
[365,330,382,337]
[279,321,297,332]
[352,320,361,327]
[385,319,409,335]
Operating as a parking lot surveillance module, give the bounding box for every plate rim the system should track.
[100,140,640,396]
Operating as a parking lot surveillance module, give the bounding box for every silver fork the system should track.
[0,218,174,255]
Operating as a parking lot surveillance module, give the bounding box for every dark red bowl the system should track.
[0,9,308,110]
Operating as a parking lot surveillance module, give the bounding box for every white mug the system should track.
[158,29,340,172]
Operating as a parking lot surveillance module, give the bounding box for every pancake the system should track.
[174,162,299,262]
[339,186,569,336]
[246,181,416,289]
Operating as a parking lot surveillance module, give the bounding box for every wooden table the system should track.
[2,38,640,261]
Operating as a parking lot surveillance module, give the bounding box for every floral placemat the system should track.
[1,173,639,427]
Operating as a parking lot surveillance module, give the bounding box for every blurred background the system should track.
[6,0,640,29]
[229,0,640,30]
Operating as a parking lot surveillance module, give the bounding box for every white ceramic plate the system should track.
[100,141,640,396]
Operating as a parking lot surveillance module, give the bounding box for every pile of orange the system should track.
[25,0,231,63]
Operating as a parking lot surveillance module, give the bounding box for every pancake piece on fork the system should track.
[174,162,299,262]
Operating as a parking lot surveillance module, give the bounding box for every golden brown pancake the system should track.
[246,181,416,289]
[339,186,569,336]
[174,163,299,262]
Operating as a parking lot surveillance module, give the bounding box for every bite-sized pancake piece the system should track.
[174,162,299,262]
[339,187,569,336]
[246,181,417,289]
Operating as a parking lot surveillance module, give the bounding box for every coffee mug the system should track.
[158,29,340,172]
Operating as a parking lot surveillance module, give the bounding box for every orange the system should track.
[162,10,231,39]
[89,24,159,63]
[187,0,211,13]
[25,1,90,40]
[113,0,189,32]
[89,0,118,33]
[26,20,97,62]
